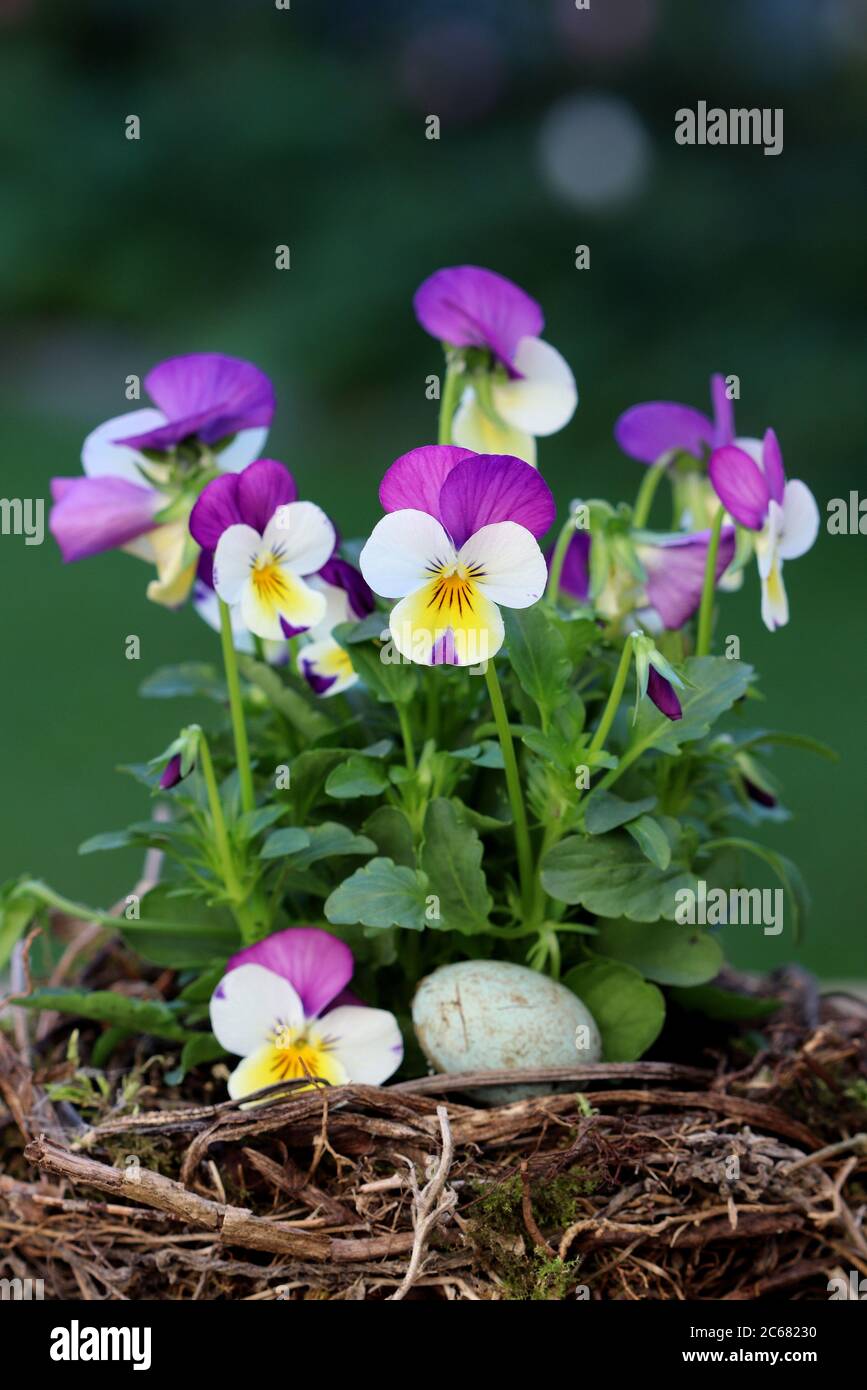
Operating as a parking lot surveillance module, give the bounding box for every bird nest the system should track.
[1,987,865,1301]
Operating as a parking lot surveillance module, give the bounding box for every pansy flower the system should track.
[49,353,275,606]
[708,429,819,631]
[190,458,336,640]
[414,266,577,466]
[360,446,554,667]
[632,633,685,722]
[297,556,375,698]
[209,927,403,1099]
[614,372,735,465]
[559,524,736,630]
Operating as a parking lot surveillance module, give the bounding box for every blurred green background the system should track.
[1,0,864,976]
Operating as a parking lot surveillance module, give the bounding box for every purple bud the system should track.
[159,753,184,789]
[647,665,682,721]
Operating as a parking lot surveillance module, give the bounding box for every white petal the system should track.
[779,479,819,560]
[210,963,304,1058]
[306,578,353,639]
[458,521,549,609]
[261,501,336,577]
[452,389,537,466]
[317,1005,403,1085]
[82,409,168,483]
[760,557,789,631]
[360,509,456,598]
[492,337,577,436]
[215,425,269,473]
[298,637,358,696]
[213,523,261,603]
[733,435,764,467]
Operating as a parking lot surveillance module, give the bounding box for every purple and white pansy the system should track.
[414,266,577,466]
[209,928,403,1099]
[50,353,275,606]
[296,556,376,698]
[709,429,819,631]
[190,458,336,641]
[559,524,737,631]
[360,445,555,667]
[614,372,735,466]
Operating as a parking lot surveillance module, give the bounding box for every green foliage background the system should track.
[0,0,864,976]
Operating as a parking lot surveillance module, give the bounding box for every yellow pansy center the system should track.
[266,1023,342,1085]
[251,553,292,609]
[425,561,484,619]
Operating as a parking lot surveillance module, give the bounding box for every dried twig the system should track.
[390,1106,457,1301]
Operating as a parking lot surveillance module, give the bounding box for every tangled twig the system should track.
[390,1106,458,1301]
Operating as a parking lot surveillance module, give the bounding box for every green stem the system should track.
[546,512,578,603]
[397,702,416,773]
[197,735,243,902]
[632,461,667,529]
[15,881,226,938]
[438,354,463,446]
[588,638,634,757]
[219,599,255,816]
[696,506,725,657]
[484,660,534,920]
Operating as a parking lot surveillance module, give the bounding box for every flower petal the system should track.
[389,581,504,667]
[82,409,168,482]
[227,1041,347,1099]
[761,428,786,505]
[210,962,304,1057]
[319,1005,404,1084]
[779,479,819,560]
[615,402,715,464]
[708,445,770,530]
[556,530,591,601]
[710,373,735,447]
[226,928,354,1020]
[240,566,327,641]
[638,526,737,629]
[189,473,243,550]
[492,337,577,435]
[438,454,555,548]
[647,665,682,720]
[213,523,262,603]
[760,555,789,631]
[121,353,275,449]
[236,458,298,533]
[214,425,269,473]
[316,555,375,620]
[413,265,543,366]
[452,392,537,465]
[379,445,476,520]
[360,509,455,599]
[299,638,357,696]
[260,500,336,577]
[458,521,548,609]
[49,475,161,562]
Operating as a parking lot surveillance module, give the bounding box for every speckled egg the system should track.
[412,960,601,1104]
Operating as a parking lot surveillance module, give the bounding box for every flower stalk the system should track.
[484,659,535,921]
[219,599,255,816]
[696,506,725,656]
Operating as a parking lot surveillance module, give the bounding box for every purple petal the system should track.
[744,777,777,809]
[761,428,786,505]
[117,353,275,450]
[556,530,591,601]
[159,753,184,790]
[430,628,459,665]
[614,402,715,464]
[236,458,298,533]
[439,454,556,549]
[641,526,737,629]
[647,666,682,720]
[226,927,354,1020]
[317,555,375,619]
[281,616,313,639]
[196,548,215,590]
[300,656,338,695]
[49,475,160,563]
[189,472,242,550]
[710,373,735,447]
[379,445,476,521]
[708,446,770,530]
[413,265,544,368]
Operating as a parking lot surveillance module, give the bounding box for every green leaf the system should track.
[139,663,226,702]
[325,755,391,799]
[0,880,40,972]
[503,606,571,722]
[362,807,416,868]
[735,730,838,762]
[584,791,657,835]
[632,657,753,757]
[238,656,334,741]
[563,958,665,1061]
[121,886,240,968]
[14,988,194,1041]
[553,616,598,667]
[175,1032,228,1079]
[697,836,810,942]
[287,748,351,821]
[235,806,286,841]
[78,822,182,855]
[177,964,226,1004]
[541,832,695,921]
[325,857,429,931]
[447,741,505,769]
[286,823,376,870]
[259,827,313,860]
[419,798,492,934]
[668,983,783,1022]
[595,918,724,987]
[332,624,418,705]
[624,814,672,870]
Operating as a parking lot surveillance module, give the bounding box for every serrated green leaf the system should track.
[624,814,672,870]
[286,823,376,869]
[503,606,571,722]
[259,827,313,860]
[584,791,657,835]
[121,886,240,968]
[595,918,724,986]
[325,857,429,931]
[542,832,696,921]
[362,806,416,868]
[325,755,391,798]
[420,798,492,934]
[14,988,194,1041]
[139,664,226,702]
[563,958,665,1061]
